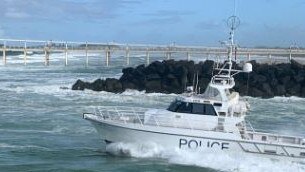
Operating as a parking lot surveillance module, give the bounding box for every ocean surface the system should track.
[0,53,305,172]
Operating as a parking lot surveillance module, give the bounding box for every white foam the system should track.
[247,96,305,103]
[271,96,305,102]
[51,125,96,135]
[106,142,164,158]
[105,142,305,172]
[0,143,49,150]
[121,89,176,97]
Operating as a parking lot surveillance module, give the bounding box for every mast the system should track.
[226,15,240,76]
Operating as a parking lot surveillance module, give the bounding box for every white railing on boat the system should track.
[93,106,237,133]
[94,106,148,126]
[85,106,305,159]
[90,106,305,147]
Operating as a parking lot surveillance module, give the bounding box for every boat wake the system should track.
[106,142,164,158]
[105,142,305,172]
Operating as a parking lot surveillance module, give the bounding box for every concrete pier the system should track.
[0,38,304,66]
[2,42,6,65]
[106,50,110,66]
[146,50,150,65]
[126,48,130,66]
[65,43,68,66]
[24,41,27,65]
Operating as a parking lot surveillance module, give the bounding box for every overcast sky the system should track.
[0,0,304,47]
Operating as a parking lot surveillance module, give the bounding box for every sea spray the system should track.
[106,142,164,158]
[105,142,305,172]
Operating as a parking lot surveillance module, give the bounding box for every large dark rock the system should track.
[72,59,305,98]
[291,59,303,71]
[145,80,162,93]
[274,85,286,95]
[301,87,305,97]
[72,79,87,91]
[104,78,123,93]
[90,79,105,91]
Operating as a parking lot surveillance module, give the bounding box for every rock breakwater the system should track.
[72,60,305,98]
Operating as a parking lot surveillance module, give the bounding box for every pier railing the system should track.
[1,38,305,66]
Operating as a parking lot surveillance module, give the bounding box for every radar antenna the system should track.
[225,15,240,75]
[212,0,251,89]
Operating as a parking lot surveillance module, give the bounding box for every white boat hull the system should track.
[85,114,305,163]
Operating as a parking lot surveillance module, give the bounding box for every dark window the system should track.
[176,102,192,113]
[218,112,226,116]
[264,150,276,154]
[205,104,217,116]
[192,103,204,114]
[167,100,181,112]
[191,103,217,116]
[167,101,217,116]
[300,152,305,156]
[213,103,222,107]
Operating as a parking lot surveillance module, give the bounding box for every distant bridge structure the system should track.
[0,38,304,66]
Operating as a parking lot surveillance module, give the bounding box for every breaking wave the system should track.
[105,142,305,172]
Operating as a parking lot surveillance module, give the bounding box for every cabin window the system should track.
[264,150,276,154]
[176,102,192,113]
[190,103,217,116]
[167,100,181,112]
[218,112,226,116]
[300,152,305,156]
[262,136,267,141]
[205,104,217,116]
[202,86,221,101]
[192,103,204,114]
[213,103,222,107]
[167,101,217,116]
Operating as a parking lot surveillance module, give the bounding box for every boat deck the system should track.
[92,106,305,147]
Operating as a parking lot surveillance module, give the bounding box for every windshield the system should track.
[201,86,222,101]
[167,100,182,112]
[167,100,217,116]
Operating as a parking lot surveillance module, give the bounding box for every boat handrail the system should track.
[245,120,255,132]
[94,106,239,133]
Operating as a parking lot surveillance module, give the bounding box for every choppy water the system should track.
[0,53,305,172]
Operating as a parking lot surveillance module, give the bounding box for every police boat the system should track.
[83,16,305,163]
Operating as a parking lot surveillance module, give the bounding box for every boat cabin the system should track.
[144,74,249,135]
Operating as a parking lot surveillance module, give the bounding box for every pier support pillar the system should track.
[2,42,6,65]
[106,50,110,67]
[45,50,50,66]
[85,42,89,67]
[289,53,292,62]
[187,52,191,61]
[146,50,150,66]
[44,41,50,66]
[166,52,171,60]
[247,53,251,61]
[24,41,27,66]
[65,43,68,66]
[126,48,130,66]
